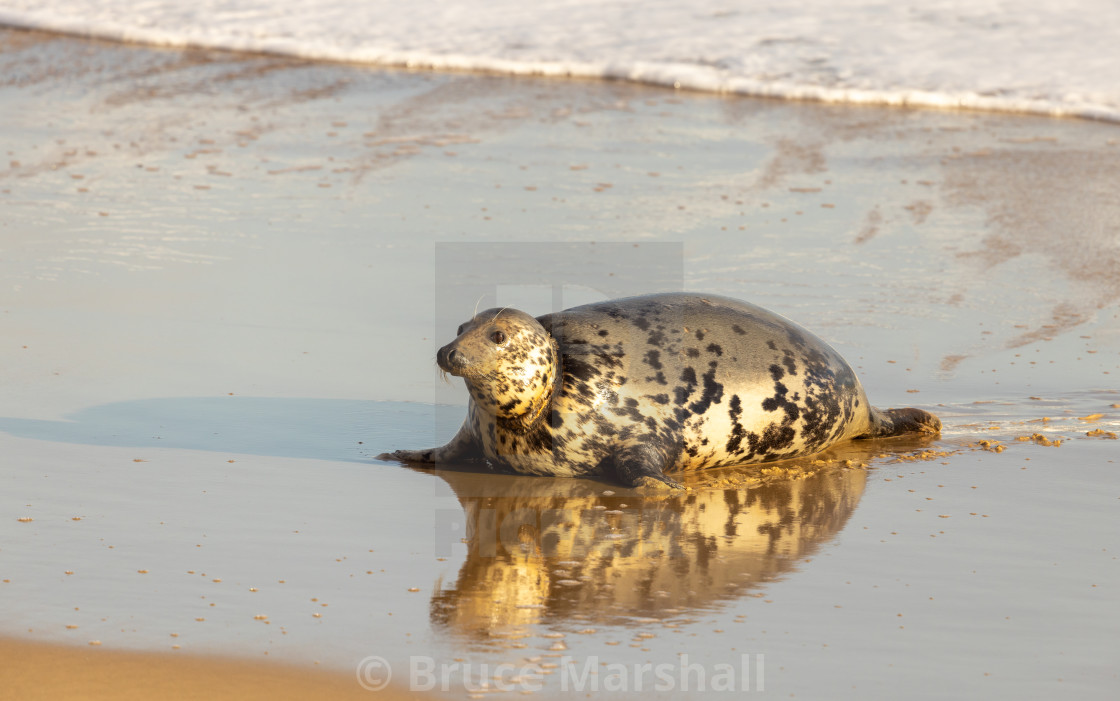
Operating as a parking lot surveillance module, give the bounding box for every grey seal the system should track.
[379,293,940,488]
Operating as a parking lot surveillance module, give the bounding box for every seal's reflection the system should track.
[426,458,877,640]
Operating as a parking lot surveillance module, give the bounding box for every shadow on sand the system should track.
[0,397,447,463]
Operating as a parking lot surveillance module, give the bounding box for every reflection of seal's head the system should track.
[437,308,560,424]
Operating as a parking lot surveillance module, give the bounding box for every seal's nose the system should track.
[437,345,466,374]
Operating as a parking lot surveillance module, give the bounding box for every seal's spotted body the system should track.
[383,293,940,488]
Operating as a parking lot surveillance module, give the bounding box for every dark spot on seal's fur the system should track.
[782,349,797,376]
[634,317,651,331]
[786,328,809,350]
[761,381,800,423]
[647,329,667,347]
[597,329,609,337]
[643,349,662,370]
[731,324,746,335]
[706,343,723,357]
[520,421,554,453]
[564,356,598,382]
[726,394,746,454]
[610,403,645,423]
[649,393,670,405]
[588,415,616,437]
[674,367,698,406]
[688,362,724,415]
[752,422,796,456]
[686,348,700,358]
[560,355,604,403]
[769,364,784,381]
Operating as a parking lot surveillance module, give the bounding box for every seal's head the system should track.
[438,308,559,429]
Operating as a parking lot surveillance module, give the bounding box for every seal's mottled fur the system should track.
[382,293,940,488]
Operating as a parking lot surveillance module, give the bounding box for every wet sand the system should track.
[2,27,1118,699]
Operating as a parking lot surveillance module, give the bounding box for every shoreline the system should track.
[1,16,1119,126]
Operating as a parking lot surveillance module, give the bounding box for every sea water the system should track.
[1,0,1119,123]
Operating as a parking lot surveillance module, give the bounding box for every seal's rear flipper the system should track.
[862,407,942,438]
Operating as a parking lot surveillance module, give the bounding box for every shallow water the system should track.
[3,0,1120,121]
[1,30,1118,698]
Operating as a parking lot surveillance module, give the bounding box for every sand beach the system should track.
[1,25,1118,699]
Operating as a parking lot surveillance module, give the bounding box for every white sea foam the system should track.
[2,0,1118,123]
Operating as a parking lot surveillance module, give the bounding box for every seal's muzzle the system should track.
[437,344,467,375]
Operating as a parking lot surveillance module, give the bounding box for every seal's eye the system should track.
[490,330,507,345]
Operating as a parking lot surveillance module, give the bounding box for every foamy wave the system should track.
[2,0,1118,123]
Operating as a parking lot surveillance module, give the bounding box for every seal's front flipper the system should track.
[376,421,481,464]
[862,407,942,438]
[613,444,684,490]
[376,448,437,463]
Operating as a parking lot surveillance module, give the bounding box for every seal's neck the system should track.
[495,336,561,435]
